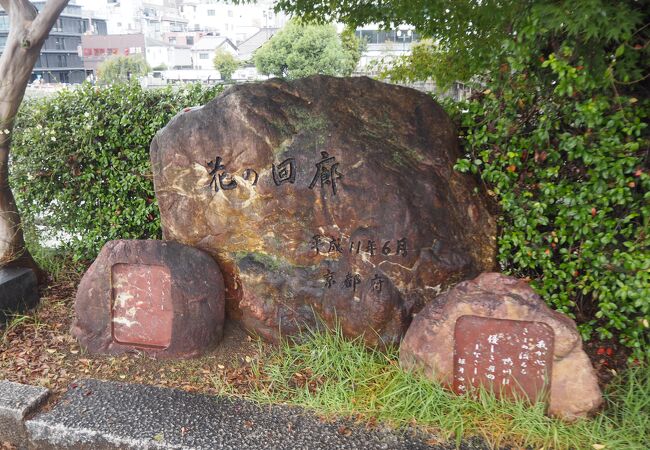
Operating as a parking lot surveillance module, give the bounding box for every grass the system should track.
[1,313,45,344]
[220,325,649,450]
[23,227,83,283]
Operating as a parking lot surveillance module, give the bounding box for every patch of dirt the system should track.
[0,278,268,405]
[583,337,631,388]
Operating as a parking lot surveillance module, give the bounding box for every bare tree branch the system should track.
[28,0,69,46]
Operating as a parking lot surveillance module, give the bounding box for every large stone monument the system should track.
[150,75,497,346]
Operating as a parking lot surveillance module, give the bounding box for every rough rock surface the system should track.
[399,272,603,419]
[72,240,225,358]
[150,75,497,346]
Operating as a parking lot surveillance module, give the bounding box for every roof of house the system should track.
[237,28,279,59]
[192,35,237,52]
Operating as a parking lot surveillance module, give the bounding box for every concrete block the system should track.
[0,268,39,322]
[0,380,49,449]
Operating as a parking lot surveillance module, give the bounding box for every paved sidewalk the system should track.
[21,379,489,450]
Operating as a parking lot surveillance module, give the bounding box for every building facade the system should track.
[1,1,90,84]
[81,34,146,74]
[191,35,236,70]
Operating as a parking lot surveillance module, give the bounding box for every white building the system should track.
[191,35,237,70]
[177,0,287,44]
[78,0,187,39]
[355,27,417,75]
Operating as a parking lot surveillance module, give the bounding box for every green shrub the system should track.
[449,51,649,359]
[11,82,222,261]
[97,55,150,85]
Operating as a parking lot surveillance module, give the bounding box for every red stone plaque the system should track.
[453,315,554,403]
[111,263,173,348]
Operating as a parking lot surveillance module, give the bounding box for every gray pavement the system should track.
[23,379,487,450]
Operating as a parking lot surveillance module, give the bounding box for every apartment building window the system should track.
[55,37,64,50]
[208,9,215,16]
[186,36,194,45]
[0,16,9,32]
[57,54,67,67]
[199,53,209,59]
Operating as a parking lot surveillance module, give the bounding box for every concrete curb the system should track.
[1,378,486,450]
[0,380,50,449]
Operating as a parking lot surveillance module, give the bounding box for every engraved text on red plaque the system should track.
[453,315,555,403]
[111,263,173,348]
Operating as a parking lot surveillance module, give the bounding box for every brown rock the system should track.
[150,75,497,346]
[399,272,603,420]
[71,240,225,358]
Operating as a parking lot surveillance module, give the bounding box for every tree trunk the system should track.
[0,0,70,282]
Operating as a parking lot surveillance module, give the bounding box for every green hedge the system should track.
[448,52,649,359]
[11,82,222,260]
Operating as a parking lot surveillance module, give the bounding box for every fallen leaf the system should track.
[337,426,352,436]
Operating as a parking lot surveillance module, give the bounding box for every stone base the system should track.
[0,267,39,322]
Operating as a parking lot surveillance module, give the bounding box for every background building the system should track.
[176,0,287,44]
[191,35,236,70]
[1,1,89,83]
[354,27,419,76]
[82,34,146,75]
[2,1,430,89]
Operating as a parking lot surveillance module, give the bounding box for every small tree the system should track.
[340,27,365,75]
[213,49,239,81]
[254,21,362,79]
[0,0,70,275]
[97,55,149,85]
